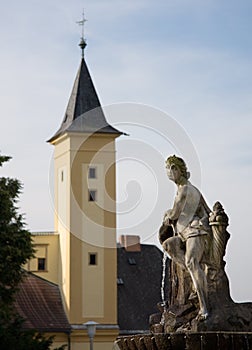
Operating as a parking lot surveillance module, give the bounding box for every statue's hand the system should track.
[163,210,172,226]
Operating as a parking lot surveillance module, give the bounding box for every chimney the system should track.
[119,235,141,252]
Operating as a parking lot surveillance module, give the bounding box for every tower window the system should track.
[89,253,97,265]
[88,190,97,202]
[61,170,64,182]
[88,167,97,179]
[38,258,46,271]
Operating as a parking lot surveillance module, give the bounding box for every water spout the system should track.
[244,335,250,350]
[231,334,234,350]
[216,333,220,349]
[200,335,203,350]
[160,250,168,325]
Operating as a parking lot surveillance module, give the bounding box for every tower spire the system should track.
[76,10,87,58]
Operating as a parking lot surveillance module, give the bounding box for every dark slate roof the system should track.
[48,58,123,142]
[14,272,71,333]
[117,244,169,332]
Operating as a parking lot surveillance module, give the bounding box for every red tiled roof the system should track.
[14,272,71,333]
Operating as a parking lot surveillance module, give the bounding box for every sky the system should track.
[1,0,252,302]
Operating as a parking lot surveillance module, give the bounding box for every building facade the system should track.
[21,40,169,349]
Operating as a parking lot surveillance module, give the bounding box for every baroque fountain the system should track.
[114,155,252,349]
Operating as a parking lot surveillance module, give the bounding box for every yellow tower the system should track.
[48,38,122,348]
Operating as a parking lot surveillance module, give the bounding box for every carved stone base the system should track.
[150,300,252,334]
[115,332,252,350]
[150,264,252,333]
[191,302,252,332]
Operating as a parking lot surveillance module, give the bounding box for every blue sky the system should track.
[1,0,252,302]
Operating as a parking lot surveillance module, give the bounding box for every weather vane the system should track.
[76,10,87,57]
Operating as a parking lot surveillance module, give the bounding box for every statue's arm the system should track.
[167,186,187,221]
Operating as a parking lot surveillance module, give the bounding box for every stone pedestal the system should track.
[115,332,252,350]
[152,260,252,333]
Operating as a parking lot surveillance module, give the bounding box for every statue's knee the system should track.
[162,239,170,254]
[162,238,173,255]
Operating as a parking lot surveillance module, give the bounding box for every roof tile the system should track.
[14,272,70,332]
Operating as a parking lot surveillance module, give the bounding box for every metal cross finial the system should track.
[76,10,87,57]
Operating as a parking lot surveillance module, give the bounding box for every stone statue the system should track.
[156,155,252,333]
[160,155,211,320]
[115,155,252,349]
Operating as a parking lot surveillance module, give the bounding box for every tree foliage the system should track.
[0,154,34,307]
[0,315,54,350]
[0,154,65,349]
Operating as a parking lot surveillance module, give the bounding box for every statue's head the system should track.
[213,201,223,212]
[166,155,190,182]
